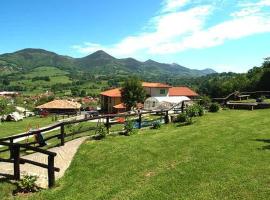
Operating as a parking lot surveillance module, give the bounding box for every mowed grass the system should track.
[2,109,270,199]
[0,116,55,138]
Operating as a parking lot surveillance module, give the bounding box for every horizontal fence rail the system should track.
[0,107,186,187]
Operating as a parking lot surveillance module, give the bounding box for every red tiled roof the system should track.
[169,87,198,97]
[113,103,126,109]
[142,82,171,88]
[113,103,144,110]
[100,88,122,97]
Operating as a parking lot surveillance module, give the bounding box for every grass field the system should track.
[1,109,270,199]
[9,66,72,95]
[0,116,55,138]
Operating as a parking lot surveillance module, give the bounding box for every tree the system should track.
[121,77,146,110]
[80,90,87,97]
[257,69,270,90]
[0,98,15,115]
[2,79,10,86]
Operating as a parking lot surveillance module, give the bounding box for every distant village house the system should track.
[100,82,198,113]
[36,99,81,115]
[0,91,20,98]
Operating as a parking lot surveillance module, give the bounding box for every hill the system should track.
[0,48,216,77]
[0,48,217,96]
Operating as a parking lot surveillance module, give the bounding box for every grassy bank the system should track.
[1,109,270,199]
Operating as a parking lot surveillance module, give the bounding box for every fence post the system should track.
[13,145,20,180]
[181,101,185,113]
[105,116,110,133]
[48,155,55,188]
[138,114,142,129]
[165,111,169,124]
[9,138,14,159]
[60,124,65,146]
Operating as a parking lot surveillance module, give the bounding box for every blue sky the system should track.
[1,0,270,72]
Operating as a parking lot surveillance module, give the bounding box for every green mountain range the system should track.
[0,48,216,77]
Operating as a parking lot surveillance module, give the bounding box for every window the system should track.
[152,101,156,107]
[160,89,165,95]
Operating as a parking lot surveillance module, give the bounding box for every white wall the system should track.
[144,87,169,97]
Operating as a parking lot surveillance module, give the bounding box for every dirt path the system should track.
[0,136,89,188]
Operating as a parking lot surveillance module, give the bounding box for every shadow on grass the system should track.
[254,139,270,150]
[175,122,194,127]
[0,174,18,194]
[0,173,14,180]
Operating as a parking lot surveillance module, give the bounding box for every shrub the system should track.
[257,96,266,103]
[124,119,134,136]
[17,175,39,193]
[186,117,193,125]
[186,104,202,117]
[175,113,188,123]
[197,104,205,116]
[199,95,211,108]
[152,121,161,129]
[94,125,106,140]
[209,103,220,112]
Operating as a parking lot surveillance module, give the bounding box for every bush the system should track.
[124,119,134,136]
[186,104,204,117]
[199,95,211,108]
[152,121,161,129]
[186,117,193,125]
[175,113,188,123]
[197,104,205,116]
[17,175,39,193]
[94,125,106,140]
[209,103,220,112]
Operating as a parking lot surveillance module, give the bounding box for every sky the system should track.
[0,0,270,73]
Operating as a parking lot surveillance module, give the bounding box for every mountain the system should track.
[0,48,216,77]
[0,48,75,72]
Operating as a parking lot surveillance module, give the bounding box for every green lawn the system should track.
[1,109,270,199]
[0,116,55,138]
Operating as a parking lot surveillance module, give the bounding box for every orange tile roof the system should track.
[142,82,171,88]
[113,103,143,110]
[100,88,122,97]
[113,103,126,109]
[101,82,171,97]
[169,87,199,97]
[36,100,81,109]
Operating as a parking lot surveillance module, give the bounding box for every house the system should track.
[100,88,122,113]
[36,99,81,115]
[100,82,199,113]
[142,82,171,97]
[0,91,20,97]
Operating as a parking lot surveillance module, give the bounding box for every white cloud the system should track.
[240,0,270,7]
[72,0,270,59]
[151,15,270,54]
[162,0,190,12]
[72,42,104,54]
[73,5,213,57]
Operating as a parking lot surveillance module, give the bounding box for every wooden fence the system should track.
[0,109,172,187]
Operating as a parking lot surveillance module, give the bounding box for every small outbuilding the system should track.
[144,96,190,110]
[6,112,24,121]
[36,100,81,115]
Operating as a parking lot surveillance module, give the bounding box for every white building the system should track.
[144,96,191,110]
